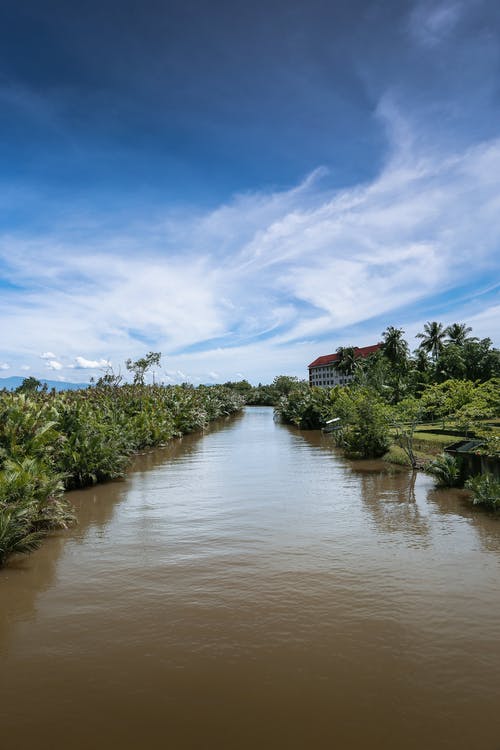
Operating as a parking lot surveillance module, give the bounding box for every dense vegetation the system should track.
[272,321,500,504]
[0,381,244,566]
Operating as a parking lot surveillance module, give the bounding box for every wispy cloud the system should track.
[0,103,499,383]
[409,1,464,47]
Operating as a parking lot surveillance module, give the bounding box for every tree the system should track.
[445,322,474,347]
[125,352,162,386]
[335,388,391,458]
[435,344,466,381]
[462,338,500,381]
[381,326,409,368]
[15,377,42,395]
[391,396,424,470]
[272,375,300,397]
[336,346,357,375]
[381,327,410,403]
[91,364,123,388]
[416,321,446,361]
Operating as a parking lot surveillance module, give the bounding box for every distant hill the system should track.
[0,376,90,392]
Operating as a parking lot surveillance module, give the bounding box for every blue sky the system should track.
[1,0,499,384]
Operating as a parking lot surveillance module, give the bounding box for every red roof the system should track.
[308,343,381,369]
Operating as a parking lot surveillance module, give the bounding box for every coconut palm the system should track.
[336,346,357,375]
[416,321,446,361]
[445,322,474,347]
[381,327,409,368]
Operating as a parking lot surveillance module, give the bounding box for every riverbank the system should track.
[0,384,244,566]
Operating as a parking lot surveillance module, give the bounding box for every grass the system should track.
[382,445,411,466]
[413,431,453,444]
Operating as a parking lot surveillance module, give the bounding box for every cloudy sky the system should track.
[1,0,499,384]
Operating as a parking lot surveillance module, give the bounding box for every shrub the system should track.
[0,502,45,566]
[328,388,391,459]
[0,383,244,566]
[425,453,462,487]
[465,474,500,510]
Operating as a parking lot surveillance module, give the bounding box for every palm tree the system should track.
[381,327,409,368]
[0,503,44,567]
[444,322,474,347]
[336,346,357,375]
[416,321,446,361]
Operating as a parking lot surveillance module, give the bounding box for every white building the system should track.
[308,344,381,388]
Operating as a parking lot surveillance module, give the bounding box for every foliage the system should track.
[420,380,477,427]
[474,431,500,459]
[461,338,500,381]
[416,321,446,361]
[0,381,244,566]
[0,502,45,567]
[275,383,329,429]
[335,347,358,376]
[391,396,424,469]
[381,326,409,368]
[223,376,307,406]
[15,376,43,395]
[444,323,473,347]
[276,382,391,457]
[465,474,500,510]
[425,454,462,487]
[125,351,162,386]
[335,389,391,458]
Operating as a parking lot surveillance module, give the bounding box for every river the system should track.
[1,406,499,749]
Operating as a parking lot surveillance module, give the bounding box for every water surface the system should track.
[1,407,499,749]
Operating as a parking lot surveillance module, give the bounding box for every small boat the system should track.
[322,417,341,433]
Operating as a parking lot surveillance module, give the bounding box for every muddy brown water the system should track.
[1,406,500,749]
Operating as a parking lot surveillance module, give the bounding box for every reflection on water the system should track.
[1,407,500,750]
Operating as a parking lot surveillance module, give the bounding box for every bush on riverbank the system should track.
[465,474,500,510]
[274,375,500,468]
[425,454,462,487]
[0,384,244,566]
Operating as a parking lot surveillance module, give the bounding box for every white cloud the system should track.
[0,363,10,370]
[20,365,30,371]
[74,356,112,369]
[464,304,500,342]
[0,105,498,383]
[46,360,63,371]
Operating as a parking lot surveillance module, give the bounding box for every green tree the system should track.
[15,376,43,395]
[125,352,162,386]
[416,321,446,361]
[435,344,466,381]
[391,396,424,469]
[353,351,390,395]
[381,326,409,367]
[381,327,410,402]
[272,375,300,397]
[462,338,500,381]
[336,346,357,376]
[336,389,391,458]
[445,322,474,346]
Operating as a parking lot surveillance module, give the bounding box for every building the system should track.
[308,344,381,388]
